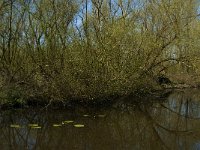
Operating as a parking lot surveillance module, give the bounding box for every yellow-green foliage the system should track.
[0,0,200,103]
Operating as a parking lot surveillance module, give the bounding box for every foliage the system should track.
[0,0,200,104]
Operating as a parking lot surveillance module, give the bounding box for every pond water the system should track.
[1,89,200,150]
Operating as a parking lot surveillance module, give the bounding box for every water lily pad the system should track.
[53,124,62,127]
[74,124,84,128]
[28,124,38,127]
[31,126,41,129]
[10,124,21,128]
[63,120,73,124]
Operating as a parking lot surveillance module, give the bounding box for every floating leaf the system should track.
[28,124,38,127]
[10,124,20,128]
[63,121,73,124]
[98,115,106,118]
[31,126,41,129]
[83,115,89,117]
[53,124,62,127]
[74,124,84,128]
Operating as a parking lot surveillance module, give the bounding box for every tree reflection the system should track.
[0,90,200,149]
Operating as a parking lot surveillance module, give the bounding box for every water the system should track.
[1,89,200,150]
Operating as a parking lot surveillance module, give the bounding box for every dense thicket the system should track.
[0,0,200,104]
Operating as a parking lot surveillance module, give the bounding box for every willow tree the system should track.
[0,0,200,102]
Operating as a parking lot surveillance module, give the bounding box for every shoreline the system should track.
[1,84,196,111]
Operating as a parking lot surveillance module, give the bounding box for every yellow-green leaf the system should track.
[53,124,62,127]
[74,124,84,128]
[28,124,38,127]
[63,120,73,124]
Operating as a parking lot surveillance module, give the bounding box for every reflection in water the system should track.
[1,89,200,150]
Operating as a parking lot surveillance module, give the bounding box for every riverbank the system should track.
[1,70,200,111]
[0,82,193,111]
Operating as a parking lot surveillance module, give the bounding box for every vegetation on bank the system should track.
[0,0,200,106]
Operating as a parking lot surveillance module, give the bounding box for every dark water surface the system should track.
[1,89,200,150]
